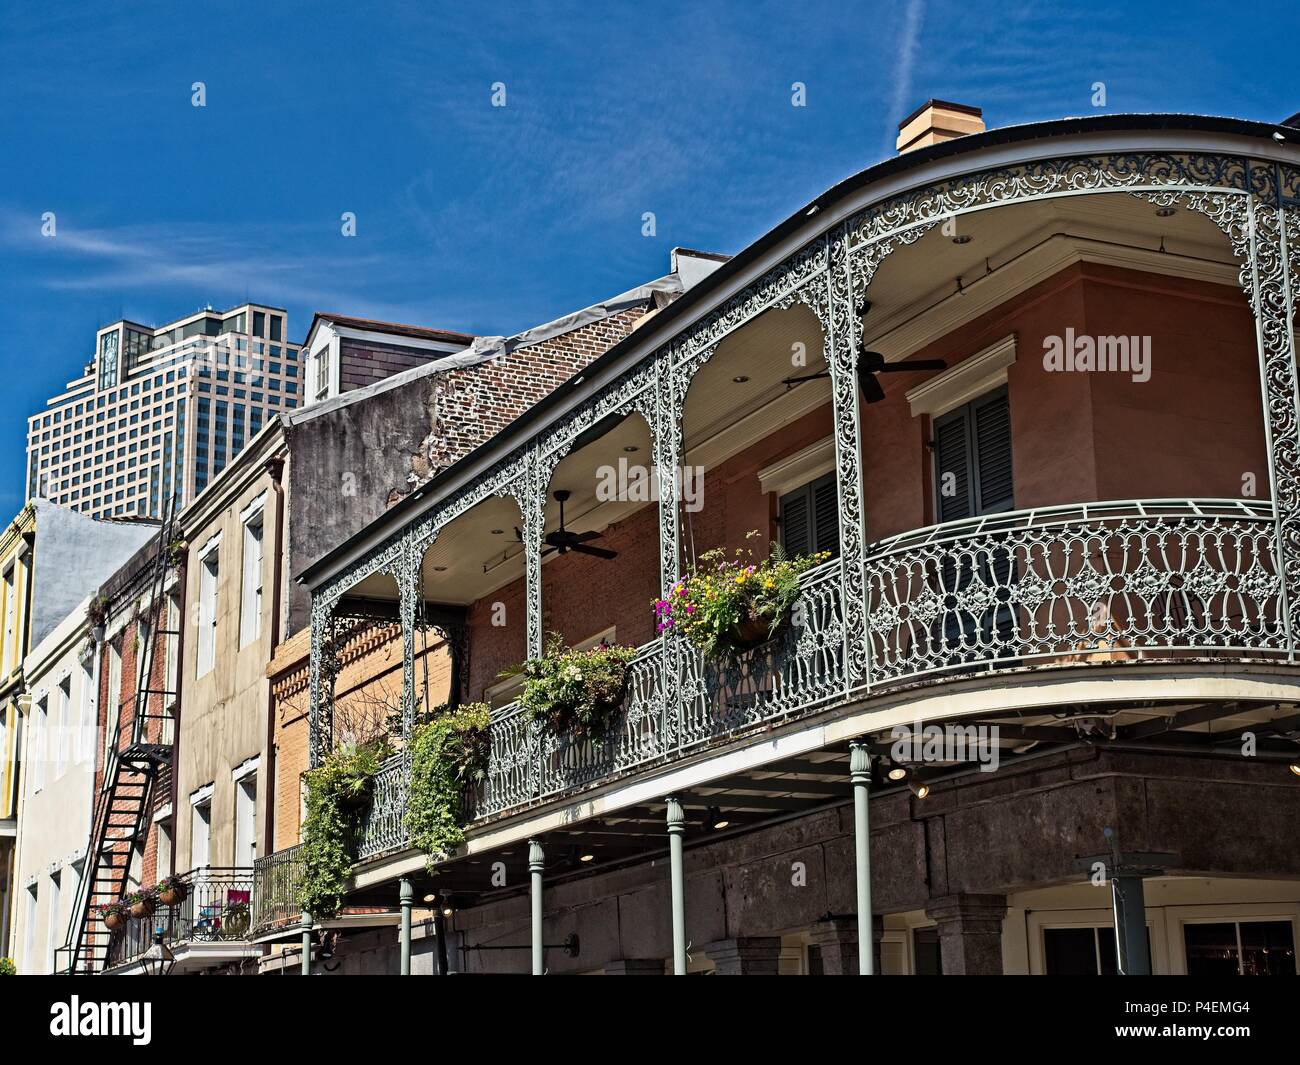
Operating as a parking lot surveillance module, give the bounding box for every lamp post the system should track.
[141,928,175,976]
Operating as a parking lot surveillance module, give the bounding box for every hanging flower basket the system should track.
[95,902,128,931]
[156,876,187,906]
[654,534,828,658]
[518,635,636,740]
[126,890,157,921]
[222,903,251,938]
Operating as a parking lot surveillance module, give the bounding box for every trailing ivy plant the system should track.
[296,739,390,918]
[406,703,491,868]
[519,634,636,739]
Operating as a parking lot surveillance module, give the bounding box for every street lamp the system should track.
[141,928,174,976]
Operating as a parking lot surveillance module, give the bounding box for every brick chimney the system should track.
[896,99,985,154]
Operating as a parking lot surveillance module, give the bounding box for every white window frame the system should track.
[1,564,16,677]
[190,782,215,870]
[31,695,47,793]
[233,757,260,869]
[196,537,221,676]
[239,499,266,648]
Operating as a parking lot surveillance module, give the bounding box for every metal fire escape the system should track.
[60,499,183,974]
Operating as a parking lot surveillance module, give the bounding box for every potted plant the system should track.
[406,703,492,864]
[86,595,109,642]
[165,537,188,568]
[222,901,251,938]
[518,635,636,739]
[125,888,157,920]
[653,535,829,657]
[95,900,128,931]
[0,957,16,975]
[297,738,391,919]
[156,874,187,906]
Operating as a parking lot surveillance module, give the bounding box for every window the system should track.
[197,545,219,675]
[46,872,60,972]
[234,771,257,867]
[314,344,332,402]
[240,510,264,647]
[23,884,37,973]
[157,818,173,878]
[779,472,839,559]
[77,659,95,764]
[2,564,16,676]
[1044,926,1124,975]
[191,792,212,869]
[55,676,71,778]
[932,386,1013,522]
[32,696,47,792]
[107,640,122,728]
[1184,920,1296,976]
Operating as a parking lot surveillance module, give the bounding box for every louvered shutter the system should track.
[811,473,839,557]
[779,485,812,558]
[933,407,974,523]
[971,388,1013,514]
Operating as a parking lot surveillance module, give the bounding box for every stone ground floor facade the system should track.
[253,746,1300,975]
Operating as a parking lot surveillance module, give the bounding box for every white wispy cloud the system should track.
[887,0,927,150]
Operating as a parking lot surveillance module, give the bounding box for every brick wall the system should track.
[421,307,650,484]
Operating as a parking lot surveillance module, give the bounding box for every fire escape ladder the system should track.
[61,497,182,974]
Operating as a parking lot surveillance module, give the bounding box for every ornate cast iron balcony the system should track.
[354,498,1284,861]
[104,868,255,970]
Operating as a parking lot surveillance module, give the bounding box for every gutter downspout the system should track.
[263,457,287,856]
[168,547,188,879]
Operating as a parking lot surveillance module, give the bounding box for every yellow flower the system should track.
[764,579,775,589]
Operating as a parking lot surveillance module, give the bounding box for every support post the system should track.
[528,838,544,975]
[666,796,687,975]
[1112,875,1152,976]
[300,911,312,976]
[399,878,413,976]
[433,906,449,975]
[849,741,873,975]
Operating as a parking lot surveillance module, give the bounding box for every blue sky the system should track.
[0,0,1296,513]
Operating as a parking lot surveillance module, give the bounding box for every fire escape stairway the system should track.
[61,499,181,974]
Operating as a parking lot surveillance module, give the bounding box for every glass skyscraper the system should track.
[26,304,303,519]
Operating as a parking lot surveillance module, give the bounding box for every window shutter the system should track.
[972,389,1013,514]
[780,486,812,558]
[811,473,840,557]
[933,407,973,523]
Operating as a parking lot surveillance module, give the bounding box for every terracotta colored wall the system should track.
[460,264,1265,698]
[1081,266,1264,501]
[464,404,833,701]
[269,626,451,849]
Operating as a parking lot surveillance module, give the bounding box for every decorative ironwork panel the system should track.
[357,753,409,861]
[477,700,537,817]
[675,560,847,750]
[864,500,1282,686]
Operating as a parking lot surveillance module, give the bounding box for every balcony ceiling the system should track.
[343,191,1241,611]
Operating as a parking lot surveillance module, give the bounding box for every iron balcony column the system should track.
[666,796,687,974]
[1111,875,1151,976]
[529,838,545,975]
[300,910,312,976]
[849,741,874,975]
[399,878,413,976]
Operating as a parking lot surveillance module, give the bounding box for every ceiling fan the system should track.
[777,298,946,403]
[516,490,619,560]
[783,347,948,403]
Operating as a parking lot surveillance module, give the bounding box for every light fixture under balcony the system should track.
[886,758,908,782]
[732,375,750,384]
[909,773,931,800]
[1155,206,1177,217]
[952,234,972,244]
[142,929,175,976]
[579,852,595,862]
[706,806,730,831]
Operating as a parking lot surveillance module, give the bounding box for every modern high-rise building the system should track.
[25,304,303,519]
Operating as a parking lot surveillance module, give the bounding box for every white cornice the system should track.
[906,335,1018,418]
